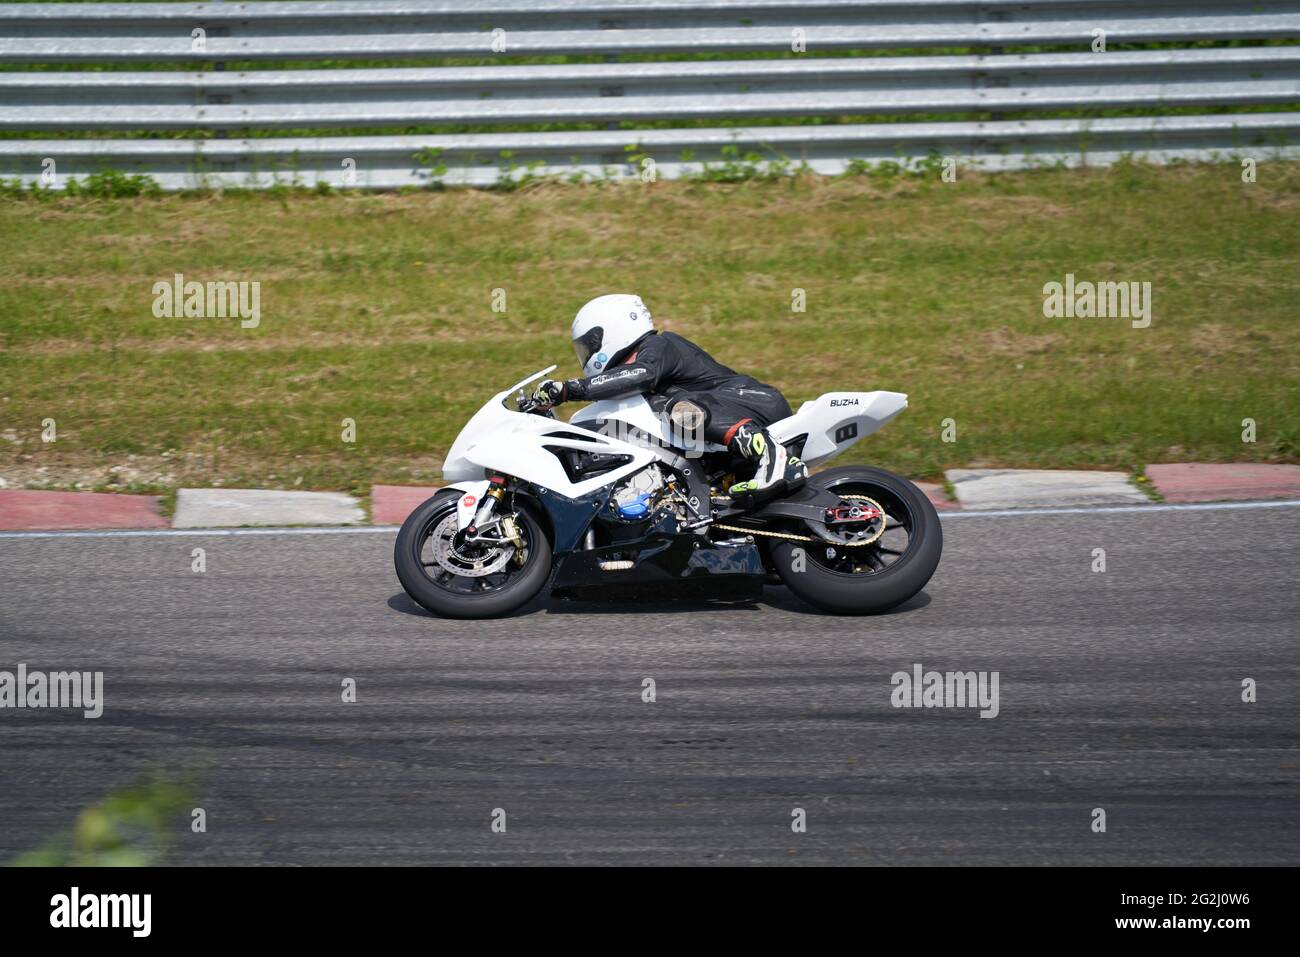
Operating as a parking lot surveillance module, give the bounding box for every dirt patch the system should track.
[947,326,1067,360]
[0,453,183,491]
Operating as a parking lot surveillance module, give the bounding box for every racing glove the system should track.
[531,379,567,407]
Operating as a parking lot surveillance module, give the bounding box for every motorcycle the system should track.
[394,366,942,619]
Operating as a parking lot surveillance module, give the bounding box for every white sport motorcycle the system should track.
[394,367,942,618]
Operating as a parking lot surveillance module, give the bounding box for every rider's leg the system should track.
[725,421,807,495]
[665,391,807,496]
[668,399,706,430]
[708,384,807,495]
[660,395,712,457]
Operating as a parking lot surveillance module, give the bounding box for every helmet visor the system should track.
[572,325,603,369]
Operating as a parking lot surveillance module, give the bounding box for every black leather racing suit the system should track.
[562,331,793,446]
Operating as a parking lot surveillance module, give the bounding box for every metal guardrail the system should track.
[6,113,1295,190]
[0,1,1297,189]
[4,48,1299,131]
[2,1,1298,61]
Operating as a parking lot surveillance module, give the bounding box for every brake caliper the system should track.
[500,516,526,564]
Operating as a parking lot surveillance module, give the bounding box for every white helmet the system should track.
[571,294,654,378]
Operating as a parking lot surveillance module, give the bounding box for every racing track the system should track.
[1,502,1297,865]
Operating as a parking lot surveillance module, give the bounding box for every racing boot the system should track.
[727,422,808,500]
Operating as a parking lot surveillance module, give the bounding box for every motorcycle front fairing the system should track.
[438,369,706,564]
[442,366,556,484]
[440,366,662,539]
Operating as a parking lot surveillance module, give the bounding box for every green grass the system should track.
[0,159,1296,495]
[8,775,195,867]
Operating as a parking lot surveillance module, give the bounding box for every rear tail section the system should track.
[768,391,908,467]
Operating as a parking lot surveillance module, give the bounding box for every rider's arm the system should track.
[563,334,671,401]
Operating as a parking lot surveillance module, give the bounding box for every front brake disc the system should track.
[430,514,515,577]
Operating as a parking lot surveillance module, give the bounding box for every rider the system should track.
[531,294,808,496]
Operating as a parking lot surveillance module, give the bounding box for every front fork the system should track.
[463,477,526,560]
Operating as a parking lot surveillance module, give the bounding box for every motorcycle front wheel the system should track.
[768,466,942,615]
[393,489,552,619]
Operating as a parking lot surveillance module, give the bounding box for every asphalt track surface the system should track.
[1,502,1297,866]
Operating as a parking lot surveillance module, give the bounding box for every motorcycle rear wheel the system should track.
[394,489,552,619]
[768,466,942,615]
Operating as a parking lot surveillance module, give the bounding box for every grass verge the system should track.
[0,159,1296,494]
